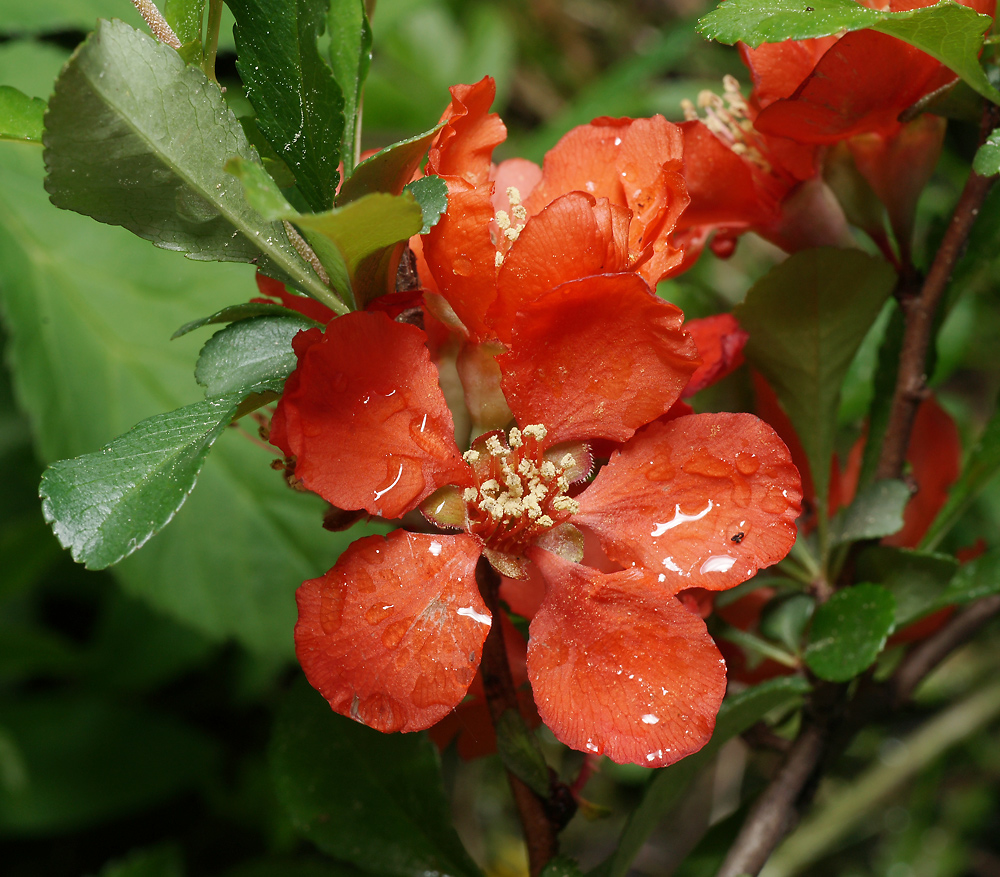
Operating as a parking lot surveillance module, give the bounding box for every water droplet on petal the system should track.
[381,619,409,649]
[699,554,737,574]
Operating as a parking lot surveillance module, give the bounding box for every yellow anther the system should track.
[496,210,511,231]
[537,515,554,528]
[559,453,576,470]
[485,435,505,456]
[495,251,504,268]
[511,204,528,224]
[481,478,500,496]
[551,496,580,514]
[557,475,569,492]
[540,460,557,480]
[463,487,478,502]
[463,449,480,464]
[503,226,521,242]
[509,427,523,448]
[507,186,522,207]
[523,424,547,441]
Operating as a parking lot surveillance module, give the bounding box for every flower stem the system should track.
[475,558,559,877]
[202,0,224,83]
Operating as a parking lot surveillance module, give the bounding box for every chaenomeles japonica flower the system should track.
[677,0,994,265]
[269,273,802,767]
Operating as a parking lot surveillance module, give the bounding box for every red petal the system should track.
[739,38,838,108]
[489,192,630,342]
[498,274,699,445]
[676,121,780,231]
[295,530,488,733]
[885,396,961,548]
[523,118,635,214]
[422,78,507,339]
[754,31,950,143]
[493,158,543,211]
[253,271,336,324]
[271,312,469,518]
[422,182,498,339]
[526,550,726,767]
[427,78,506,185]
[682,313,749,397]
[848,114,946,256]
[575,413,802,592]
[427,614,540,760]
[522,116,688,285]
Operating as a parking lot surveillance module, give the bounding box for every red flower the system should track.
[740,0,993,257]
[272,271,802,766]
[675,76,851,261]
[420,77,691,343]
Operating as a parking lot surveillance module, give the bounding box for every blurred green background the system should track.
[2,1,1000,875]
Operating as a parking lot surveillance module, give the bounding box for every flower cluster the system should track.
[271,78,803,767]
[678,0,994,262]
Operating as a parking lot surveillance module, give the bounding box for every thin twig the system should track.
[476,559,559,876]
[876,101,1000,481]
[890,595,1000,707]
[716,723,828,877]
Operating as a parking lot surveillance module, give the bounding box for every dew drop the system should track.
[699,554,737,574]
[760,484,792,514]
[381,618,409,649]
[453,257,473,276]
[364,603,393,625]
[735,452,760,475]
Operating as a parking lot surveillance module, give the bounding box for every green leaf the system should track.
[40,395,242,570]
[600,677,810,877]
[858,303,905,489]
[831,479,911,545]
[736,248,896,511]
[98,845,185,877]
[495,709,551,797]
[941,548,1000,605]
[227,155,423,305]
[921,396,1000,550]
[804,583,896,682]
[173,301,319,339]
[337,121,445,203]
[229,0,345,212]
[541,857,584,877]
[225,155,298,221]
[0,86,45,142]
[698,0,1000,103]
[326,0,372,176]
[856,545,958,629]
[0,695,216,833]
[42,19,334,307]
[270,680,482,877]
[0,142,368,656]
[295,191,424,275]
[163,0,206,45]
[406,175,449,235]
[759,593,815,652]
[195,314,314,398]
[699,0,881,44]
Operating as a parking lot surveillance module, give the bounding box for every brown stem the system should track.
[876,102,1000,481]
[890,595,1000,707]
[476,558,558,876]
[716,722,828,877]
